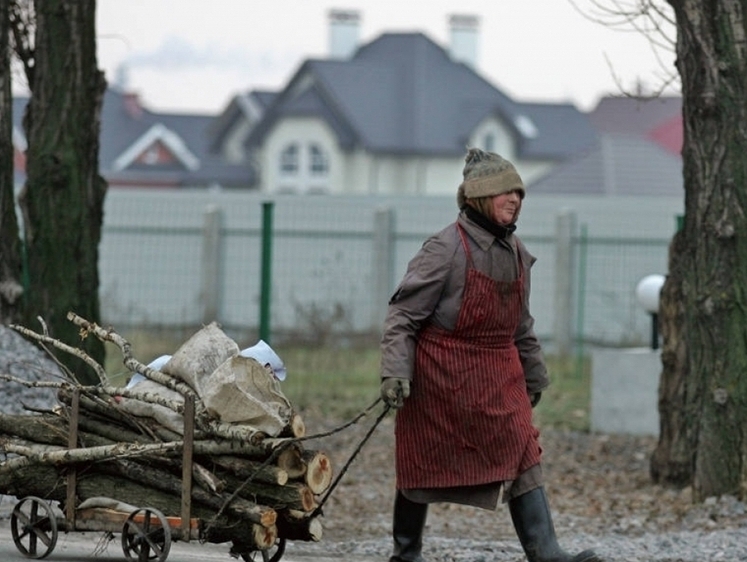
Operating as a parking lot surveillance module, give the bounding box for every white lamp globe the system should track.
[636,274,665,314]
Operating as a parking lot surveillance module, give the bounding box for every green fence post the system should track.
[676,214,684,232]
[259,201,274,343]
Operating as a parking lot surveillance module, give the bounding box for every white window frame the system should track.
[275,141,331,193]
[280,143,300,175]
[309,143,329,176]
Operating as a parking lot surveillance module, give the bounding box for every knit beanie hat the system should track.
[457,148,525,209]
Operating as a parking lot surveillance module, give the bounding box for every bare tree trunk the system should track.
[651,229,693,486]
[0,0,24,323]
[655,0,747,500]
[19,0,106,383]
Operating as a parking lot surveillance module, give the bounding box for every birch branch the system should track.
[0,439,182,470]
[198,418,270,445]
[67,312,196,398]
[0,375,187,421]
[0,439,63,456]
[10,321,107,384]
[0,413,289,464]
[0,374,69,389]
[57,388,161,441]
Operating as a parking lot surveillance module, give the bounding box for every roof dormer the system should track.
[113,123,200,171]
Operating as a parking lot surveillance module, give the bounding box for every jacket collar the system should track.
[457,210,515,252]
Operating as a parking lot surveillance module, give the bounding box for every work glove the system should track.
[380,377,410,409]
[530,392,542,408]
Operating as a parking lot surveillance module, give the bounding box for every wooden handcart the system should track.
[2,318,386,562]
[7,390,286,562]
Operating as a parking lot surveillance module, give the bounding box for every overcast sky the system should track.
[45,0,678,115]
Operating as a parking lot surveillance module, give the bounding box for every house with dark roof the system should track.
[12,88,258,191]
[243,11,598,195]
[18,12,676,198]
[529,95,684,196]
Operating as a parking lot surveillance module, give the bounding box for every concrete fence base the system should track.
[590,348,661,436]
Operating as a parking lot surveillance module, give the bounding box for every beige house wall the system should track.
[260,117,341,194]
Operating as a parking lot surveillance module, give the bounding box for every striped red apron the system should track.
[395,224,541,489]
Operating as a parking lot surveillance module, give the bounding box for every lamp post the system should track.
[635,274,665,350]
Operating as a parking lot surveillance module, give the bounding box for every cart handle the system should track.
[310,398,390,517]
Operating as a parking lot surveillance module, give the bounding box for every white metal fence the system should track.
[99,190,683,348]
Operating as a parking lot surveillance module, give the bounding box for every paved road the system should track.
[0,520,375,562]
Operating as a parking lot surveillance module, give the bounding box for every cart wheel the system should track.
[10,496,58,559]
[121,507,172,562]
[239,536,286,562]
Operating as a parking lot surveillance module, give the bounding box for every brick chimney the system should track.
[328,9,360,60]
[448,14,480,69]
[123,92,143,119]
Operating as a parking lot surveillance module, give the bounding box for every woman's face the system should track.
[490,190,522,226]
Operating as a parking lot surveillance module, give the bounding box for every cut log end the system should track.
[287,413,306,438]
[277,509,323,542]
[302,450,333,495]
[252,523,279,549]
[276,444,305,479]
[229,523,279,555]
[257,508,278,528]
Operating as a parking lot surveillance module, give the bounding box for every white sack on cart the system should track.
[240,339,287,381]
[200,354,293,435]
[120,323,292,436]
[162,322,239,394]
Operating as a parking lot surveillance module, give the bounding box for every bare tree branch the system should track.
[10,319,106,384]
[567,0,678,96]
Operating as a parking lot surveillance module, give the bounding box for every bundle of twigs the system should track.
[0,313,331,551]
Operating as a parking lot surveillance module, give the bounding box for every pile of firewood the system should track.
[0,313,332,553]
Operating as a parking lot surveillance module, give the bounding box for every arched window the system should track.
[280,143,299,174]
[309,144,329,175]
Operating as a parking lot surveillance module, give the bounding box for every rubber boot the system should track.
[389,491,428,562]
[508,487,602,562]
